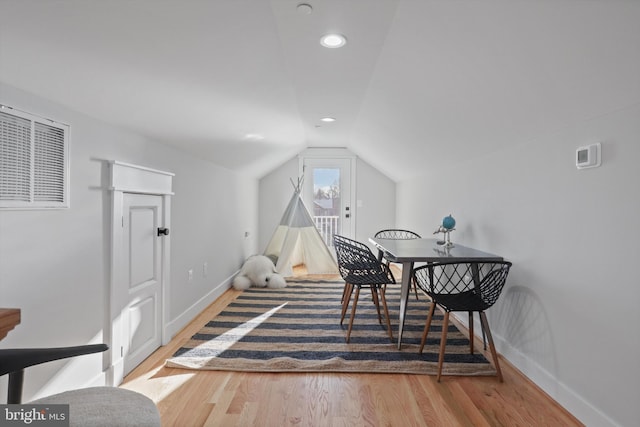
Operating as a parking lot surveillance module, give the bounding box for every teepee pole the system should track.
[290,173,305,193]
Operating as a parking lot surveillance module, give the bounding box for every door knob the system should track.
[157,227,170,236]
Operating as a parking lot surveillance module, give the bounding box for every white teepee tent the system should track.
[264,177,338,277]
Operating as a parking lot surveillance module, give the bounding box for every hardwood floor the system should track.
[120,276,583,426]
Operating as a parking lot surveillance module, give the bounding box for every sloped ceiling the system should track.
[1,0,639,181]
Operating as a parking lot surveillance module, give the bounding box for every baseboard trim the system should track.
[448,312,619,427]
[496,336,619,427]
[165,271,237,340]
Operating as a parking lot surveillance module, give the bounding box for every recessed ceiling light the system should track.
[321,117,336,122]
[320,34,347,48]
[297,3,313,15]
[244,133,264,141]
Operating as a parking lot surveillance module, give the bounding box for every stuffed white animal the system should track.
[232,255,287,290]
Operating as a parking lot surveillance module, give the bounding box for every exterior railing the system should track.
[313,215,339,247]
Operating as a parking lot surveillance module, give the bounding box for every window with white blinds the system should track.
[0,106,69,209]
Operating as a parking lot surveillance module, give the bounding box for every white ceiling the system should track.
[1,0,639,181]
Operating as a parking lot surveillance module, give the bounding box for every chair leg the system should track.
[468,311,474,354]
[7,370,24,404]
[481,314,488,350]
[341,282,348,304]
[419,302,436,353]
[479,312,503,382]
[412,277,420,300]
[370,287,383,324]
[378,286,394,342]
[340,283,353,324]
[437,311,450,382]
[346,286,361,343]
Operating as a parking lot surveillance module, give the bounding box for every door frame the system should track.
[298,148,357,239]
[108,161,174,385]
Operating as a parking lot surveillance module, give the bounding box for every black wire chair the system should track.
[374,229,421,241]
[412,260,512,381]
[374,229,422,299]
[333,235,396,343]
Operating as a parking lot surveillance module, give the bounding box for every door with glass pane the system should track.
[301,158,354,248]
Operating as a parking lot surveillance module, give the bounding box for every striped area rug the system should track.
[166,277,496,376]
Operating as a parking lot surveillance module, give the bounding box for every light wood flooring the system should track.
[121,274,583,426]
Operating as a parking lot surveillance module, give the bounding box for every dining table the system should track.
[368,237,504,349]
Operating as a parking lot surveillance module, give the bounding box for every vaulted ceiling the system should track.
[1,0,639,181]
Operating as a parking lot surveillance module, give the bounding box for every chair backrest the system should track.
[412,261,512,311]
[333,235,395,285]
[0,344,108,404]
[374,229,421,240]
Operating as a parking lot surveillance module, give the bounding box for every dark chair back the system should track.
[333,235,395,285]
[0,344,108,404]
[374,229,421,240]
[374,229,421,299]
[413,261,512,312]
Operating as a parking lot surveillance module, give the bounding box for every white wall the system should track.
[0,83,258,401]
[258,157,299,254]
[354,159,396,243]
[396,103,640,427]
[258,153,396,253]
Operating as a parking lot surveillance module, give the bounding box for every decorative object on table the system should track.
[433,214,456,248]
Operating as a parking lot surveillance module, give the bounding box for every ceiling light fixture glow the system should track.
[244,133,264,141]
[320,34,347,48]
[321,117,336,122]
[297,3,313,15]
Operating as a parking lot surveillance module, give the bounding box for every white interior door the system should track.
[121,193,163,375]
[301,157,354,246]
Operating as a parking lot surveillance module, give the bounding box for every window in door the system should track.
[301,155,354,245]
[311,167,341,247]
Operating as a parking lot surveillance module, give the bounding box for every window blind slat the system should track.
[34,121,65,202]
[0,111,31,202]
[0,108,69,207]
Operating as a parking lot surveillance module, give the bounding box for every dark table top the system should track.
[369,237,504,263]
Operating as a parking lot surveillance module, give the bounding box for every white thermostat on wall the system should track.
[576,142,601,169]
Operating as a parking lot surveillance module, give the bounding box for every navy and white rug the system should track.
[166,278,495,376]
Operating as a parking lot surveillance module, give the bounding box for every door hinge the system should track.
[121,346,124,357]
[122,216,124,227]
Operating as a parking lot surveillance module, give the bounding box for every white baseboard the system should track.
[87,371,108,387]
[495,335,619,427]
[452,311,620,427]
[165,271,237,340]
[108,357,124,387]
[110,274,235,386]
